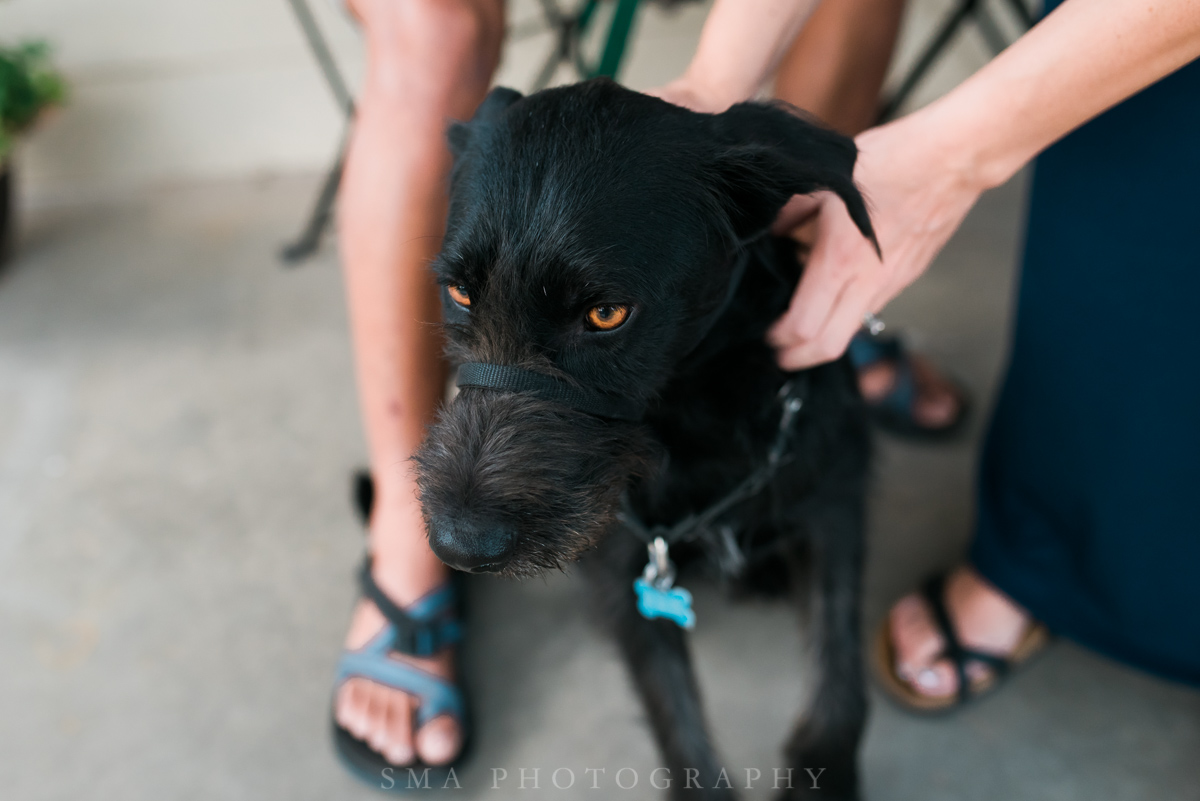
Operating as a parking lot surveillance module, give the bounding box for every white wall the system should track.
[2,0,365,201]
[0,0,1023,203]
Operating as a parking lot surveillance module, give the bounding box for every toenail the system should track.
[916,669,941,690]
[386,746,414,765]
[426,732,454,755]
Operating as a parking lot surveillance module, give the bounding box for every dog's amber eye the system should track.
[585,304,631,331]
[446,285,471,308]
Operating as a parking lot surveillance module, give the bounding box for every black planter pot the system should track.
[0,160,11,267]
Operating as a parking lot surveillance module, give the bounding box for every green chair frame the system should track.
[527,0,642,91]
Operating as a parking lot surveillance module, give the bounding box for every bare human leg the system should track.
[773,0,905,135]
[334,0,504,767]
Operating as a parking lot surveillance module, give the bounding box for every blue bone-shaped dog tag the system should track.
[635,578,697,630]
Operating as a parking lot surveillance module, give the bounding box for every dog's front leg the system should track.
[782,502,867,801]
[584,535,734,800]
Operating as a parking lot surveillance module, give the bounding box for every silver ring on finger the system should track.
[863,312,886,336]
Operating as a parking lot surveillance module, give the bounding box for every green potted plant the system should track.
[0,40,65,264]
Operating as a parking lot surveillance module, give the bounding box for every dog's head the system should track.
[414,79,874,577]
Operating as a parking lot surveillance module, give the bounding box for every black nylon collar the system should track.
[455,248,755,424]
[456,362,644,422]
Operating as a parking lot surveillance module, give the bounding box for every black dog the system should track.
[414,79,876,799]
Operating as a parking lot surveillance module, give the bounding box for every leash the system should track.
[619,376,808,629]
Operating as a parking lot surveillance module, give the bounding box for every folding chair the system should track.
[282,0,1039,262]
[280,0,646,263]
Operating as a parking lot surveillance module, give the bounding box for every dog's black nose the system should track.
[428,516,516,573]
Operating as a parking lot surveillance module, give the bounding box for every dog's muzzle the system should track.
[455,362,644,422]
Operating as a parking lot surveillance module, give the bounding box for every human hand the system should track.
[767,113,987,369]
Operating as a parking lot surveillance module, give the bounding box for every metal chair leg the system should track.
[1004,0,1037,29]
[973,4,1011,55]
[280,137,346,264]
[287,0,355,116]
[877,0,979,122]
[282,0,354,264]
[531,0,574,92]
[594,0,639,78]
[530,0,638,91]
[877,0,1038,124]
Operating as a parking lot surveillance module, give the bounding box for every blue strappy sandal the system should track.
[847,332,970,441]
[331,557,470,793]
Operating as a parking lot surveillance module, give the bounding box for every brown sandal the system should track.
[873,574,1050,714]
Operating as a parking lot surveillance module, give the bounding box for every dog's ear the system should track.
[447,86,524,158]
[706,101,878,253]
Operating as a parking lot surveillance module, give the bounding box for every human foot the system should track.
[884,566,1043,701]
[333,491,465,771]
[335,594,462,766]
[843,330,969,437]
[857,351,962,430]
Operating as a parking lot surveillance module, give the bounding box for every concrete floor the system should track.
[1,171,1197,801]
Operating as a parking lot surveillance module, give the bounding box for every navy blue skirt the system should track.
[970,29,1200,685]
